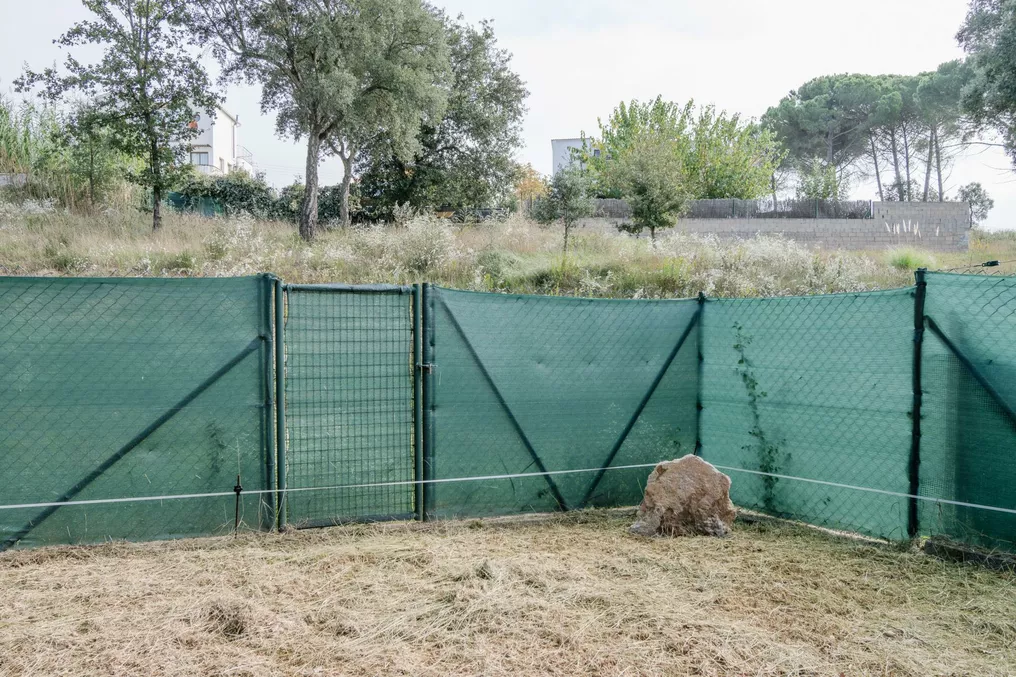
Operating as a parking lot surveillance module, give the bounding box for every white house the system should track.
[188,106,254,175]
[551,137,601,174]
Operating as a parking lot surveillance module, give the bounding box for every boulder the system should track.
[630,455,736,537]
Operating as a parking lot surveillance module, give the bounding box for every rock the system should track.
[630,455,736,537]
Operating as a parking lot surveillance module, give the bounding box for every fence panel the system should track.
[699,289,915,540]
[920,272,1016,551]
[0,276,273,549]
[283,285,415,526]
[425,287,700,518]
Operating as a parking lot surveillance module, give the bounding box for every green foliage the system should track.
[185,0,450,238]
[886,247,938,271]
[732,323,785,513]
[532,166,595,256]
[17,0,219,230]
[60,102,125,206]
[587,97,781,201]
[795,159,841,200]
[174,171,277,219]
[357,18,528,218]
[764,67,971,203]
[958,0,1016,166]
[600,135,690,241]
[957,181,994,225]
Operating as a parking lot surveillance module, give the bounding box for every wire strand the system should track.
[2,463,1014,516]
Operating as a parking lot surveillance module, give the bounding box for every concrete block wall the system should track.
[578,201,972,251]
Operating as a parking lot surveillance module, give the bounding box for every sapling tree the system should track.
[532,165,595,258]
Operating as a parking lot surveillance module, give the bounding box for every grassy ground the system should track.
[0,511,1012,677]
[3,201,1014,297]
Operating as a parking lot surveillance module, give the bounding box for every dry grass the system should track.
[0,511,1013,676]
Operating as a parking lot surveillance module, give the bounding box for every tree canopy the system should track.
[183,0,450,239]
[957,0,1016,166]
[357,18,528,219]
[17,0,218,230]
[586,97,781,202]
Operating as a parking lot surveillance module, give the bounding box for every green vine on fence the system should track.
[732,322,786,513]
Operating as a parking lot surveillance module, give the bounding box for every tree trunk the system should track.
[902,124,912,201]
[935,129,944,202]
[650,225,657,243]
[88,144,96,209]
[150,147,162,231]
[152,184,162,231]
[339,152,353,228]
[563,222,570,257]
[889,128,904,201]
[771,172,779,211]
[869,132,884,201]
[300,131,322,241]
[923,125,935,202]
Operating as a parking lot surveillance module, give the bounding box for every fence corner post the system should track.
[909,268,928,538]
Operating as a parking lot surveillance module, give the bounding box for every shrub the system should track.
[886,247,937,271]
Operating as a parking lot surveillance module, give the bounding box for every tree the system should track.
[763,75,875,191]
[601,135,690,242]
[17,0,218,230]
[184,0,449,240]
[685,105,783,200]
[957,181,994,225]
[532,166,595,257]
[514,162,548,213]
[795,158,840,200]
[61,102,123,208]
[588,97,780,201]
[957,0,1016,166]
[357,18,528,218]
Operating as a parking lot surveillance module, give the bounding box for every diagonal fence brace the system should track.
[439,296,569,512]
[925,315,1016,431]
[579,306,702,508]
[1,337,265,551]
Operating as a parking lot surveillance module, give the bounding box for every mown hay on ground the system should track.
[0,511,1014,676]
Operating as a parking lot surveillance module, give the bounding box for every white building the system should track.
[551,137,601,174]
[188,106,254,176]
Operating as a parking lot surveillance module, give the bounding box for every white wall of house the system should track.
[189,107,253,175]
[551,138,584,174]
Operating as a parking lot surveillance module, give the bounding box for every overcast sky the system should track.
[2,0,1014,229]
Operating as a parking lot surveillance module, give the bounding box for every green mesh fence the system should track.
[920,272,1016,552]
[698,289,916,541]
[0,276,274,549]
[425,287,700,518]
[283,285,415,526]
[3,273,1014,553]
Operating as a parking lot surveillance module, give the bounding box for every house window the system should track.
[593,149,601,158]
[191,152,209,165]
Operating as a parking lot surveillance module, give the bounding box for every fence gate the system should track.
[282,284,417,527]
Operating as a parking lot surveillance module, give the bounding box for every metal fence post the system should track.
[413,284,424,521]
[274,278,287,531]
[262,274,276,529]
[695,291,706,456]
[909,268,928,538]
[421,283,436,520]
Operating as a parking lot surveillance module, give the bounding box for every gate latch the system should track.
[416,362,435,373]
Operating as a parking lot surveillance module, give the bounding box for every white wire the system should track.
[1,462,1014,516]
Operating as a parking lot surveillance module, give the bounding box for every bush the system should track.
[886,247,937,271]
[173,170,277,219]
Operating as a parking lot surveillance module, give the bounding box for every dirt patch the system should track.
[0,511,1013,676]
